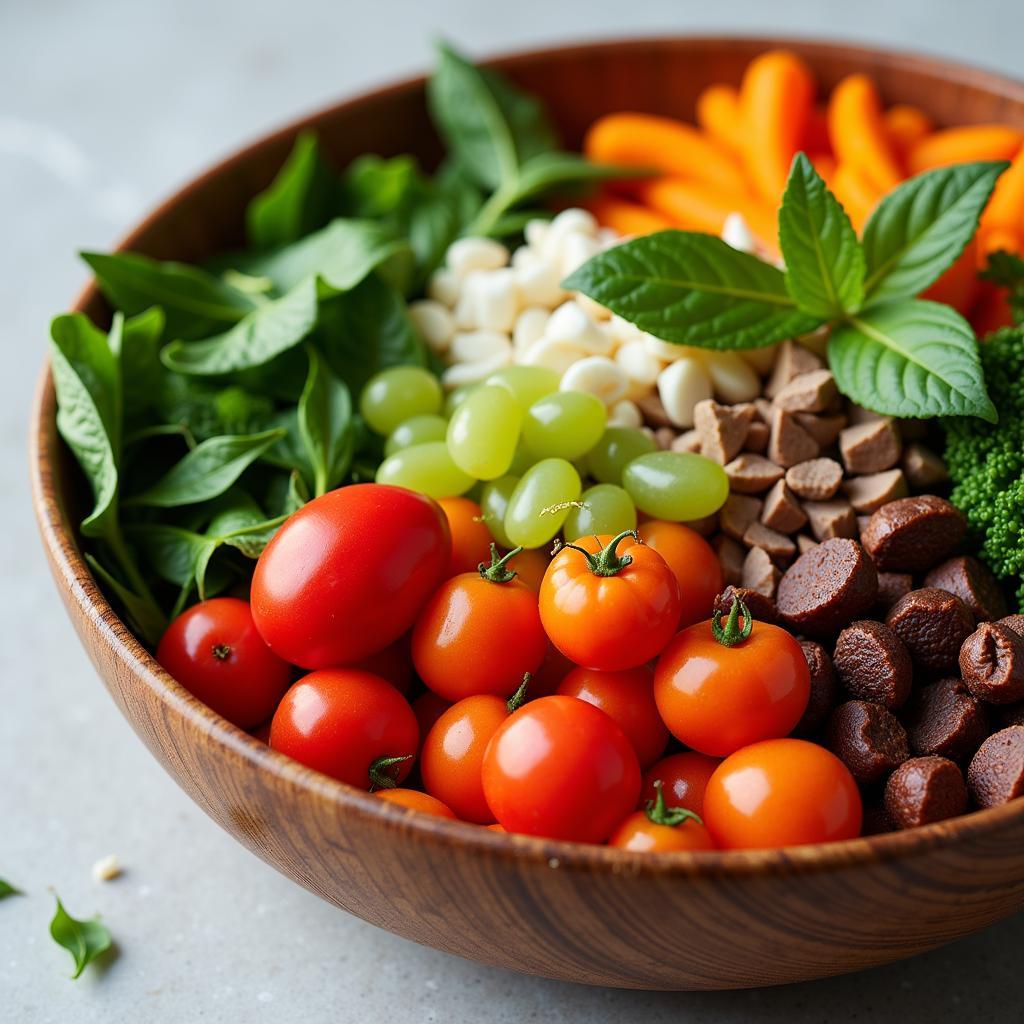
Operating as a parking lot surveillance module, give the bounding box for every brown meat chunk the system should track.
[744,420,770,454]
[765,340,823,398]
[804,499,858,542]
[967,726,1024,808]
[785,458,843,501]
[793,639,840,736]
[795,413,847,449]
[998,614,1024,637]
[719,493,763,542]
[682,514,717,538]
[773,369,838,413]
[842,469,909,514]
[694,399,753,464]
[903,677,990,763]
[636,393,673,428]
[998,702,1024,728]
[833,620,913,710]
[796,534,819,556]
[723,453,784,494]
[768,408,820,468]
[761,480,807,534]
[861,495,967,573]
[712,586,779,626]
[670,429,702,454]
[654,426,677,450]
[741,545,781,596]
[743,522,796,566]
[884,756,967,829]
[876,572,914,613]
[902,443,949,489]
[886,588,975,674]
[923,555,1008,622]
[839,419,902,475]
[827,700,909,784]
[959,622,1024,705]
[713,535,745,587]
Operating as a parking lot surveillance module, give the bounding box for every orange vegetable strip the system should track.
[695,84,745,153]
[801,106,833,156]
[883,104,933,162]
[977,226,1022,260]
[827,74,904,193]
[830,162,882,234]
[980,144,1024,231]
[739,50,816,205]
[583,194,673,236]
[922,241,981,314]
[583,113,748,193]
[908,125,1024,174]
[810,154,837,187]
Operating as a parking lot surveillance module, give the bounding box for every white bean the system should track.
[642,333,707,363]
[557,232,601,278]
[445,236,509,276]
[450,329,512,364]
[512,307,551,353]
[545,300,613,355]
[657,357,713,428]
[441,349,513,390]
[574,291,611,322]
[427,268,460,308]
[560,356,629,405]
[524,218,550,249]
[704,351,762,403]
[454,268,520,332]
[608,399,644,428]
[408,300,455,354]
[520,336,589,376]
[514,260,566,308]
[615,339,663,388]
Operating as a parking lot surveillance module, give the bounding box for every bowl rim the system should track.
[29,33,1024,879]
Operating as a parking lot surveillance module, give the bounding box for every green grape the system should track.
[446,384,522,480]
[505,458,582,549]
[521,391,607,461]
[508,439,537,476]
[622,451,729,521]
[563,484,637,541]
[479,474,519,548]
[484,365,559,412]
[360,366,443,436]
[385,414,448,456]
[444,385,475,418]
[587,427,658,486]
[376,441,475,499]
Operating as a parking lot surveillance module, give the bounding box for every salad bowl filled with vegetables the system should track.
[30,37,1024,990]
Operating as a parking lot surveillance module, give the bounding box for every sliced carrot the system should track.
[980,143,1024,232]
[738,50,816,205]
[810,153,837,187]
[977,226,1022,261]
[827,74,904,194]
[583,194,673,236]
[801,105,833,156]
[583,112,748,193]
[696,84,745,153]
[831,162,882,233]
[922,241,981,314]
[908,124,1024,174]
[883,104,933,164]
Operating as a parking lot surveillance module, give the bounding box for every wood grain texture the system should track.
[29,38,1024,990]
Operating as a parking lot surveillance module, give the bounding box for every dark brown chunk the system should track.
[776,538,878,637]
[839,419,902,475]
[713,535,745,586]
[967,726,1024,808]
[884,756,967,830]
[997,614,1024,637]
[903,677,990,763]
[885,588,975,674]
[876,573,913,613]
[860,802,894,836]
[741,545,781,597]
[712,586,779,626]
[902,443,949,489]
[833,620,913,710]
[959,623,1024,705]
[792,639,839,736]
[826,700,909,784]
[860,496,967,573]
[923,555,1008,622]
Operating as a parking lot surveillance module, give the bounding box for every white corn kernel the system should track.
[408,300,455,354]
[427,268,460,307]
[608,399,644,428]
[545,300,613,355]
[560,356,629,405]
[512,307,551,353]
[441,349,512,389]
[657,358,713,428]
[445,236,509,276]
[92,854,122,882]
[454,268,520,332]
[520,336,589,376]
[450,329,511,364]
[721,212,757,253]
[511,244,541,270]
[574,292,611,322]
[524,218,550,249]
[615,339,664,388]
[557,232,601,278]
[514,260,566,308]
[704,351,762,403]
[740,344,779,376]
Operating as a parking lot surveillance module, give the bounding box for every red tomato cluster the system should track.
[156,484,862,851]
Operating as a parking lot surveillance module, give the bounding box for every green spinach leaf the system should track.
[297,347,354,495]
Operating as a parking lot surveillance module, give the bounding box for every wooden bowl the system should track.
[30,37,1024,991]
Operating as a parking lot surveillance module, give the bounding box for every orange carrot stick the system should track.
[695,84,745,153]
[583,194,673,236]
[810,153,837,188]
[738,50,816,205]
[908,125,1024,174]
[801,105,833,156]
[922,241,981,314]
[883,104,933,163]
[831,162,882,233]
[827,74,904,194]
[977,226,1022,261]
[980,144,1024,232]
[583,113,748,194]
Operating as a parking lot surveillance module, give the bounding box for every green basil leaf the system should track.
[81,252,255,340]
[341,154,419,218]
[405,176,482,282]
[247,132,343,248]
[509,151,644,205]
[156,377,276,440]
[829,299,997,421]
[297,347,354,496]
[119,308,166,419]
[126,428,286,507]
[862,161,1010,304]
[0,878,21,898]
[160,277,318,376]
[779,153,865,318]
[427,42,557,191]
[129,524,215,588]
[49,896,112,980]
[563,230,822,349]
[980,249,1024,325]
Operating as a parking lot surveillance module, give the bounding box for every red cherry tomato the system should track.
[412,548,548,701]
[539,532,680,671]
[556,666,668,769]
[505,547,550,593]
[438,497,493,577]
[703,739,862,849]
[637,521,723,628]
[157,597,291,729]
[270,669,418,789]
[251,484,449,668]
[640,752,721,818]
[349,633,414,695]
[375,788,456,818]
[481,695,641,843]
[609,782,716,852]
[654,599,810,756]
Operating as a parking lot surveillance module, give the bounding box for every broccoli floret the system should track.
[944,326,1024,605]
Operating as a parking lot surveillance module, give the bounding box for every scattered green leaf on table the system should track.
[298,347,355,496]
[50,896,113,980]
[0,878,21,899]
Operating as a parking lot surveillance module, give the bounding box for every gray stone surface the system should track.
[2,1,1022,1019]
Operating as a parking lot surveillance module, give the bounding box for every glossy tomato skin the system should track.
[637,521,723,628]
[375,788,456,818]
[608,813,717,852]
[438,497,493,577]
[654,619,810,757]
[556,666,668,769]
[349,633,414,695]
[251,484,449,669]
[529,644,576,698]
[539,534,680,671]
[412,574,547,701]
[157,597,291,729]
[481,695,641,843]
[506,547,550,593]
[703,739,862,849]
[269,669,418,789]
[640,752,721,817]
[421,694,508,823]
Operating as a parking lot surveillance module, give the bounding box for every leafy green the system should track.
[85,555,167,645]
[156,377,276,440]
[0,878,21,899]
[297,347,354,496]
[341,154,419,218]
[981,249,1024,324]
[118,308,166,419]
[779,153,864,318]
[49,896,113,980]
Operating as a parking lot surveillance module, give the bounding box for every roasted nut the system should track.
[742,522,795,566]
[903,677,990,762]
[884,756,967,829]
[804,499,858,542]
[841,469,908,514]
[719,493,763,541]
[768,408,820,468]
[826,700,909,784]
[713,535,745,586]
[959,622,1024,705]
[839,419,901,474]
[741,545,781,596]
[876,572,914,613]
[902,443,949,489]
[967,726,1024,808]
[793,639,840,736]
[860,495,967,573]
[785,458,843,501]
[765,340,823,398]
[712,585,779,625]
[886,588,975,674]
[833,620,913,710]
[723,453,784,494]
[694,399,754,464]
[773,369,838,413]
[923,555,1008,622]
[761,480,807,534]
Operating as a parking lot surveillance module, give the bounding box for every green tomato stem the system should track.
[644,779,704,828]
[506,673,531,714]
[561,529,638,577]
[478,543,522,584]
[711,595,754,648]
[368,754,413,791]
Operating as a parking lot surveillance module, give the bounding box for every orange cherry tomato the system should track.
[529,644,576,698]
[654,598,810,756]
[412,690,451,743]
[557,665,668,769]
[609,781,716,852]
[637,521,723,628]
[640,752,721,818]
[703,739,862,849]
[539,531,680,671]
[438,497,493,577]
[420,676,530,823]
[412,547,548,701]
[506,547,550,593]
[375,788,456,818]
